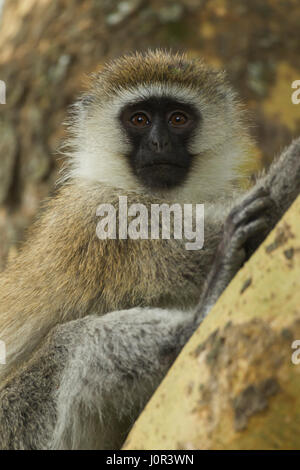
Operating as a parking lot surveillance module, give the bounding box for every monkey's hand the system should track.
[195,186,274,322]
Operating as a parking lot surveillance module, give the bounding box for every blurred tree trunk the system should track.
[123,196,300,450]
[0,0,300,269]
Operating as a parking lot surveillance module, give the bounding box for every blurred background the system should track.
[0,0,299,270]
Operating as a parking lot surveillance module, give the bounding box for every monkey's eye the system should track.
[168,112,188,127]
[130,113,151,128]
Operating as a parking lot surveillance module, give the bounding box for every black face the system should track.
[119,97,200,189]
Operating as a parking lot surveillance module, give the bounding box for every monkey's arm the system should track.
[0,308,194,449]
[256,137,300,218]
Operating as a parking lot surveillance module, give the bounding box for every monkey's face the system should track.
[66,51,252,202]
[119,97,200,189]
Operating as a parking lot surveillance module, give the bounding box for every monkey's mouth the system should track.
[136,162,189,189]
[139,161,188,170]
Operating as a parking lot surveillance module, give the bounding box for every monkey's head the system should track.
[65,50,252,202]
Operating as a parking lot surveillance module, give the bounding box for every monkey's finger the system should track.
[232,196,274,227]
[231,217,269,250]
[229,186,270,219]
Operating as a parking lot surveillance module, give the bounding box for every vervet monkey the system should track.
[0,50,299,449]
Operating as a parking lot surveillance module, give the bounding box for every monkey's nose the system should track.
[149,137,170,153]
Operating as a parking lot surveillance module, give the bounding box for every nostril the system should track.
[150,137,170,152]
[151,140,161,152]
